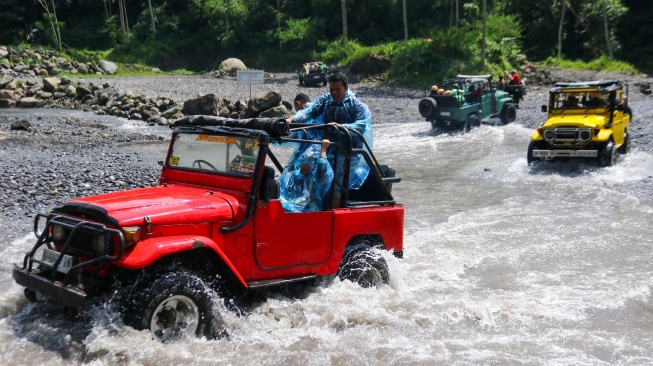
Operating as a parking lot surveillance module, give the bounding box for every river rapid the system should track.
[1,78,653,365]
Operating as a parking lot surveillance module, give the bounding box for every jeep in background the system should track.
[418,74,517,131]
[504,83,527,105]
[299,61,327,86]
[527,80,632,166]
[13,116,404,342]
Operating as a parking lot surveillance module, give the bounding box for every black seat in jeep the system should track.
[258,166,278,201]
[347,164,397,203]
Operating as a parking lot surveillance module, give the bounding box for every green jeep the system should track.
[418,74,517,131]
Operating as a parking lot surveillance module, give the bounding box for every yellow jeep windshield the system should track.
[552,90,612,110]
[167,132,260,177]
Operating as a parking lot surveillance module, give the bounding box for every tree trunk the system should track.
[481,0,486,68]
[403,0,407,40]
[124,0,130,34]
[148,0,156,35]
[36,0,61,49]
[450,0,453,27]
[341,0,347,39]
[455,0,459,28]
[118,0,126,39]
[603,12,613,57]
[50,0,62,49]
[558,0,565,57]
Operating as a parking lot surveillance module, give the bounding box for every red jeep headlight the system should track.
[122,226,141,247]
[94,234,107,255]
[52,224,66,243]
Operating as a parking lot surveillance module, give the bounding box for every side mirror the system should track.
[541,105,547,112]
[266,179,280,200]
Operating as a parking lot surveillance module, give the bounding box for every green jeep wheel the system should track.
[464,113,480,132]
[500,104,517,124]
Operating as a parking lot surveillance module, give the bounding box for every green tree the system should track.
[579,0,627,57]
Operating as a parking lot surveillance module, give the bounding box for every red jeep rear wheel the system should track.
[338,248,390,288]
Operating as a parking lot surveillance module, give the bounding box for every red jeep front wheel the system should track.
[124,271,217,343]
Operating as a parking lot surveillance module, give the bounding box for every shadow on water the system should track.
[527,159,606,177]
[10,300,101,361]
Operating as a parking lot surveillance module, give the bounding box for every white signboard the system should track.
[236,70,265,84]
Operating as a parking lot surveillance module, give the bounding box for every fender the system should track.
[530,131,544,141]
[595,129,612,142]
[117,235,247,288]
[497,96,514,106]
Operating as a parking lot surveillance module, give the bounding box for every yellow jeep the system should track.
[528,80,632,166]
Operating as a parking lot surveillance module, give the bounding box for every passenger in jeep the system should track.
[279,139,334,212]
[294,93,311,112]
[505,69,521,85]
[286,73,373,189]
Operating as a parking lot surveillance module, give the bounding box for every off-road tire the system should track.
[500,104,517,124]
[527,141,547,165]
[123,271,216,343]
[598,140,617,167]
[464,113,480,132]
[618,133,630,155]
[338,248,390,288]
[299,76,304,86]
[322,78,327,86]
[418,98,437,118]
[624,106,633,118]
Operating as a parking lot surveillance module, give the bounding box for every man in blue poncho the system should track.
[279,140,334,213]
[286,73,373,190]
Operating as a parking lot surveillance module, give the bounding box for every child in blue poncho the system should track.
[279,140,334,213]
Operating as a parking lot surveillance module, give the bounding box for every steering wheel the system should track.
[192,159,218,171]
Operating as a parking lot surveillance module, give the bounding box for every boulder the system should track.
[10,120,31,131]
[76,85,92,98]
[0,99,16,108]
[0,76,13,88]
[218,58,247,73]
[182,94,220,116]
[0,90,14,99]
[18,97,42,108]
[98,60,118,74]
[162,104,183,119]
[247,90,282,117]
[259,105,289,118]
[43,77,61,91]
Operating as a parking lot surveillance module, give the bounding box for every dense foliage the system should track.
[1,0,650,83]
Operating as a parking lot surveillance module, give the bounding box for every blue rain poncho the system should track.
[279,144,334,213]
[291,89,373,189]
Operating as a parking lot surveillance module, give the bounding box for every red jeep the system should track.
[13,116,404,342]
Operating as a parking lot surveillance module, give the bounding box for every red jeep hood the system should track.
[65,185,238,226]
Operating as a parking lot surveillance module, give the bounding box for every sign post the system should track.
[236,70,265,99]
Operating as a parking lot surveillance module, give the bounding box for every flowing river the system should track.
[1,107,652,365]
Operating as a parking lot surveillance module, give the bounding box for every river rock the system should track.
[183,94,220,115]
[98,60,118,74]
[218,58,247,73]
[247,90,282,117]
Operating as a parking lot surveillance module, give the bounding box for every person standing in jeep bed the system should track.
[286,73,373,189]
[505,69,521,85]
